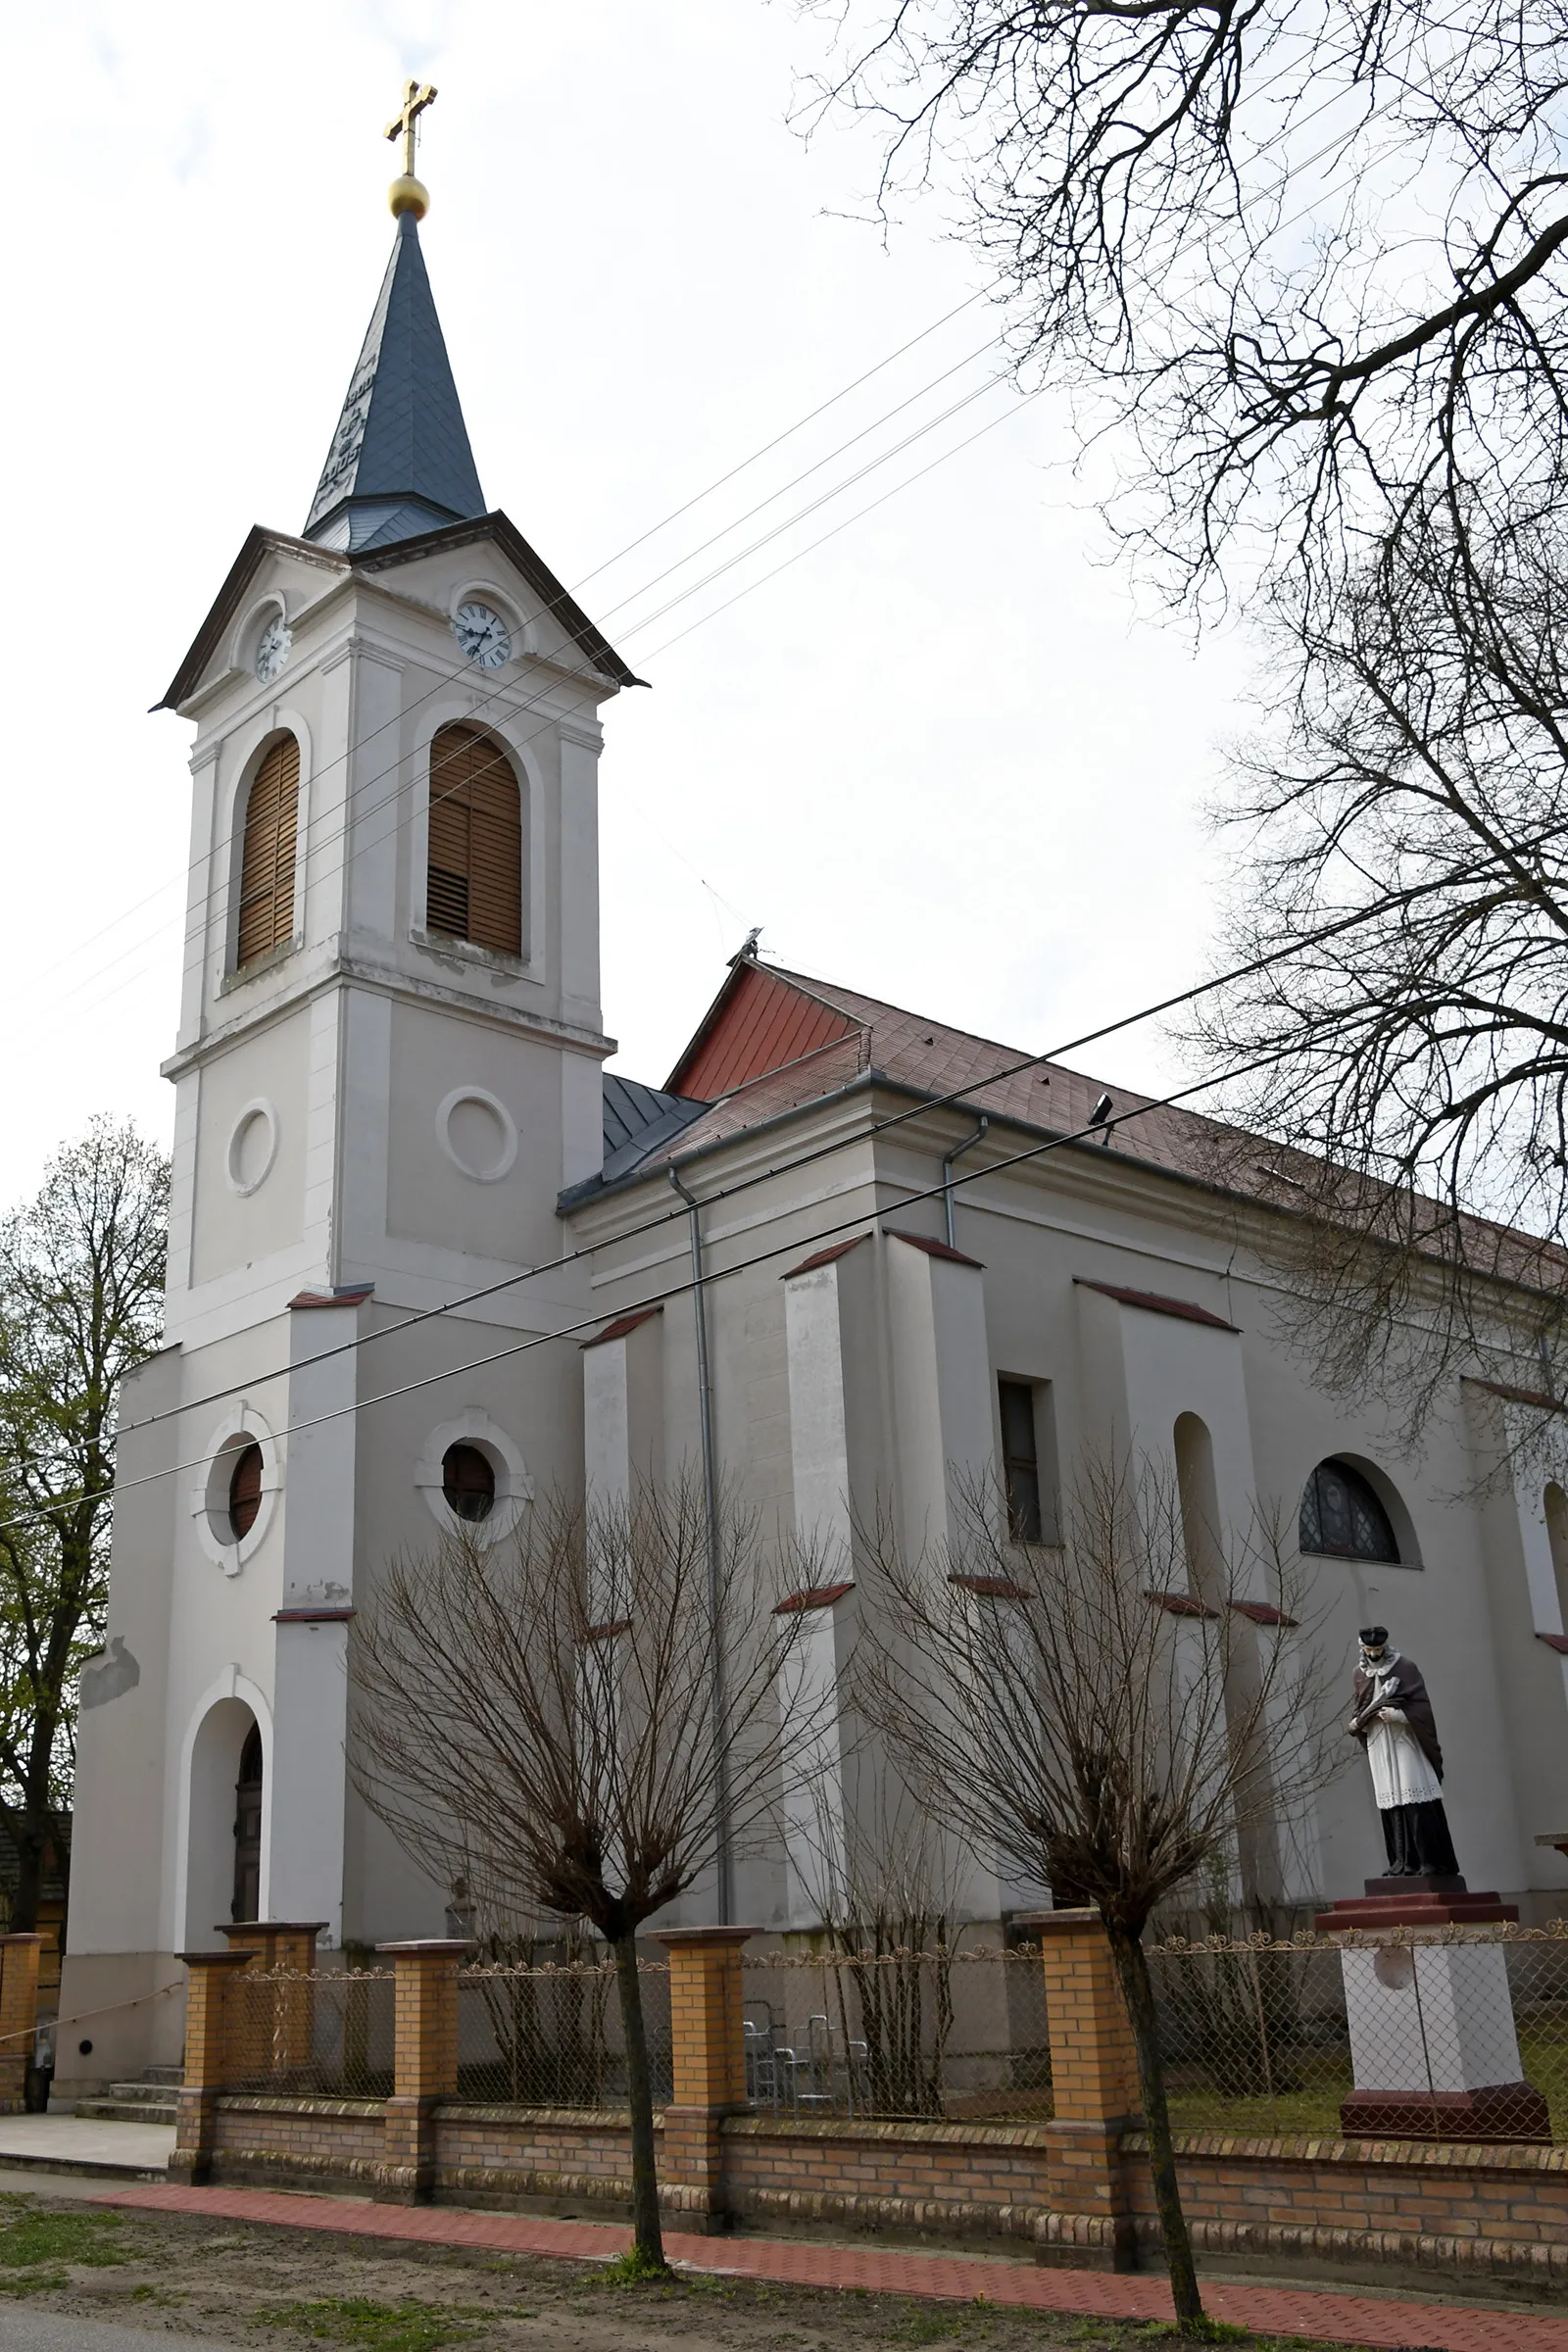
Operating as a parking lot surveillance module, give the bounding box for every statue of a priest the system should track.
[1348,1626,1460,1877]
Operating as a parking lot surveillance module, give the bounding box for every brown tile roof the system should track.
[625,956,1218,1190]
[587,957,1562,1305]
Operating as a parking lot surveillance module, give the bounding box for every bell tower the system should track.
[157,109,639,1343]
[60,101,639,2054]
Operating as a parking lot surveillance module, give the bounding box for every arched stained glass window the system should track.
[1298,1458,1399,1562]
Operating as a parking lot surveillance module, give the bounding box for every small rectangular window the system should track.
[999,1377,1044,1544]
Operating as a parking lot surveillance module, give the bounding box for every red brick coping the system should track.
[102,2181,1568,2352]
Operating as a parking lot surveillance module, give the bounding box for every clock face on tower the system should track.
[255,615,291,684]
[453,602,513,669]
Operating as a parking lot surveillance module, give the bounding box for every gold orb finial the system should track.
[384,78,437,218]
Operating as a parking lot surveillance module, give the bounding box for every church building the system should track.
[57,134,1568,2095]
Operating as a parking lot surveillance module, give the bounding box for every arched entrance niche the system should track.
[181,1690,269,1948]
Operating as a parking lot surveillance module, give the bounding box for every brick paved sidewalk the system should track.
[102,2182,1568,2352]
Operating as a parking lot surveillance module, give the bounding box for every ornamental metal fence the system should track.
[740,1943,1053,2121]
[226,1966,396,2097]
[454,1956,672,2107]
[1148,1923,1568,2142]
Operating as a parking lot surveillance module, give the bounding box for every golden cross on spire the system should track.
[385,77,437,177]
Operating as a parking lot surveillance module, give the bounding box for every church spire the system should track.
[303,84,486,553]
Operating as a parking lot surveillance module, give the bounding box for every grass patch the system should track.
[0,2198,126,2271]
[597,2244,678,2284]
[888,2303,1003,2343]
[257,2295,480,2349]
[1137,2323,1251,2344]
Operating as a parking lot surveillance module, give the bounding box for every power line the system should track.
[2,1041,1301,1544]
[59,314,1015,1013]
[109,812,1568,1446]
[54,34,1431,1023]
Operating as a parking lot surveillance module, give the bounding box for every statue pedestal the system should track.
[1314,1882,1549,2142]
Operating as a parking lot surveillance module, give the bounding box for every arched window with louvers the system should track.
[425,723,523,958]
[235,734,301,968]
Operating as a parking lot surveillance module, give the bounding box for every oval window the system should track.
[442,1443,496,1523]
[229,1444,264,1543]
[1298,1458,1399,1562]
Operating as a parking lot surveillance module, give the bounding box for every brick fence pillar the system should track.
[374,1938,469,2204]
[221,1923,327,2084]
[0,1936,42,2114]
[1027,1909,1141,2271]
[170,1949,259,2185]
[653,1925,756,2231]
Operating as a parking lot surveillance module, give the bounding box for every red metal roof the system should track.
[781,1235,871,1281]
[774,1583,854,1614]
[1074,1279,1237,1332]
[667,959,858,1101]
[581,1304,663,1350]
[887,1228,984,1271]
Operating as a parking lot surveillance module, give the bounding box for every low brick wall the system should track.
[432,2105,651,2212]
[723,2114,1051,2242]
[208,2096,386,2190]
[1122,2130,1568,2294]
[193,2094,1568,2292]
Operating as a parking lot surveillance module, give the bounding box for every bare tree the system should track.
[351,1478,821,2276]
[799,2,1568,1416]
[0,1120,168,1929]
[851,1457,1337,2329]
[1192,511,1568,1430]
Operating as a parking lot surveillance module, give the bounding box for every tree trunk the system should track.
[1107,1923,1203,2328]
[612,1931,668,2271]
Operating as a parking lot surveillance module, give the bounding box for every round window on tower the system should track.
[442,1443,496,1523]
[228,1444,264,1543]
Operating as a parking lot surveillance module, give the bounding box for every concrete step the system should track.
[138,2066,183,2087]
[73,2096,178,2126]
[106,2082,179,2104]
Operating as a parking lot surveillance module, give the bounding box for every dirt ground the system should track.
[0,2192,1379,2352]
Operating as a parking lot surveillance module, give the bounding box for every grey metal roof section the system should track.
[560,1075,708,1208]
[304,214,486,551]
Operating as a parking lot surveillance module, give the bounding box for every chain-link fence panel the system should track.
[741,1944,1053,2121]
[455,1958,671,2107]
[227,1968,395,2097]
[1149,1924,1568,2142]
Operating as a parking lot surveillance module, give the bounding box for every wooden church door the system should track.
[232,1724,264,1923]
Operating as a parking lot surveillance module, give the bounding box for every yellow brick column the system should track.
[374,1938,469,2204]
[1028,1909,1141,2271]
[0,1936,42,2113]
[653,1925,755,2232]
[170,1948,259,2185]
[220,1922,326,2083]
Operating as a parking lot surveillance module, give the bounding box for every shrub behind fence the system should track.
[227,1968,395,2097]
[741,1944,1052,2121]
[455,1958,672,2107]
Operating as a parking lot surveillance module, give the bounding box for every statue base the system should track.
[1314,1877,1519,1931]
[1340,2082,1550,2142]
[1315,1883,1544,2142]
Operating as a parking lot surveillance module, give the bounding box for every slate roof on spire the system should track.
[304,213,487,552]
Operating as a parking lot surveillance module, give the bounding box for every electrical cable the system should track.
[0,1038,1308,1544]
[53,26,1444,1017]
[105,800,1568,1446]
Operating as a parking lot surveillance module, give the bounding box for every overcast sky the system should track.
[1,0,1253,1211]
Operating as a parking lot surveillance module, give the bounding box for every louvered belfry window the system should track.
[426,724,523,957]
[236,735,301,967]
